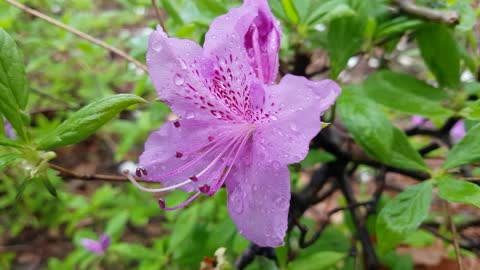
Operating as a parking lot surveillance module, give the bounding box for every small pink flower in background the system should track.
[80,233,110,254]
[3,117,16,139]
[450,120,465,143]
[411,116,465,143]
[124,0,340,247]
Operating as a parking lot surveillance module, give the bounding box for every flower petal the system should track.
[80,239,105,254]
[255,75,341,165]
[226,154,290,247]
[139,120,237,191]
[203,0,281,84]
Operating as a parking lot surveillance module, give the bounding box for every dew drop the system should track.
[289,123,298,131]
[186,111,195,119]
[229,190,244,214]
[272,160,281,169]
[177,58,187,69]
[269,115,278,121]
[174,74,185,86]
[151,39,163,52]
[275,196,289,209]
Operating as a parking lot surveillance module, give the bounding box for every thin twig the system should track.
[444,201,464,270]
[49,163,135,182]
[151,0,167,31]
[5,0,148,73]
[393,0,459,25]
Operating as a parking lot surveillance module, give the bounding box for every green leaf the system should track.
[15,179,29,201]
[327,15,365,79]
[160,0,183,25]
[376,181,433,253]
[460,100,480,120]
[362,71,453,117]
[281,0,300,24]
[276,244,288,269]
[37,94,145,150]
[0,28,28,139]
[389,127,428,172]
[0,153,20,171]
[110,243,160,260]
[40,177,58,197]
[416,23,460,88]
[437,176,480,208]
[305,0,352,25]
[105,212,129,240]
[288,251,345,270]
[375,17,423,41]
[443,123,480,169]
[0,135,24,148]
[0,28,28,109]
[451,2,476,32]
[337,88,427,171]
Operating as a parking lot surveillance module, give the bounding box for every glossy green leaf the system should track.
[37,94,145,150]
[389,127,428,172]
[437,176,480,208]
[416,23,460,88]
[443,123,480,169]
[327,15,365,79]
[338,88,427,171]
[0,28,28,109]
[460,100,480,120]
[375,17,422,41]
[376,181,433,253]
[362,71,453,117]
[305,0,352,25]
[281,0,300,24]
[0,28,28,139]
[288,251,345,270]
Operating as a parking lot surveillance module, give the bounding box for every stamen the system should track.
[135,168,143,178]
[123,170,192,193]
[158,192,200,211]
[189,176,198,182]
[208,132,250,195]
[140,167,148,176]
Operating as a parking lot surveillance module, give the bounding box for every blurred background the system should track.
[0,0,479,269]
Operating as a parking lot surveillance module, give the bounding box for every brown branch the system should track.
[48,163,135,182]
[393,0,460,25]
[5,0,148,73]
[444,201,464,270]
[151,0,167,32]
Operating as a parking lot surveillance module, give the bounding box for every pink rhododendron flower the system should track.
[80,233,110,254]
[412,116,465,143]
[450,120,465,143]
[124,0,340,247]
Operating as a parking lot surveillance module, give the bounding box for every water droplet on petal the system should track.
[290,123,297,131]
[269,115,278,121]
[174,74,185,86]
[186,111,195,119]
[275,196,289,209]
[177,58,187,69]
[229,190,244,214]
[272,160,281,169]
[152,40,163,52]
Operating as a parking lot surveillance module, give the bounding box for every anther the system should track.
[158,199,166,209]
[135,168,143,178]
[176,152,183,158]
[173,121,181,128]
[140,167,148,176]
[199,184,210,194]
[189,176,199,182]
